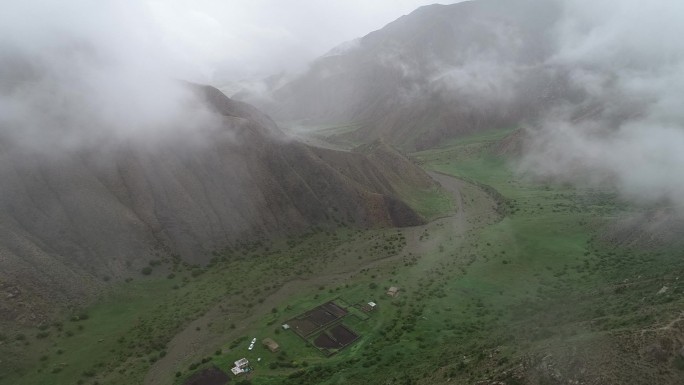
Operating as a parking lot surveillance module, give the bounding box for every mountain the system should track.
[240,0,568,150]
[0,85,433,323]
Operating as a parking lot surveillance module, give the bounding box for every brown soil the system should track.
[181,366,229,385]
[288,318,319,337]
[313,324,359,350]
[329,324,358,346]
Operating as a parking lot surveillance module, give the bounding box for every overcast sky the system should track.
[0,0,461,151]
[148,0,461,82]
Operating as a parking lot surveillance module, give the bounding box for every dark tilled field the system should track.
[312,324,359,352]
[182,366,229,385]
[321,302,348,318]
[288,301,348,337]
[307,308,338,325]
[288,318,319,337]
[313,333,341,349]
[329,324,358,345]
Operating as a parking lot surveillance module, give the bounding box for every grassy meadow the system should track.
[2,128,683,385]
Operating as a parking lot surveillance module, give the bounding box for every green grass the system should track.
[437,126,518,148]
[280,121,366,149]
[5,127,684,385]
[399,185,455,221]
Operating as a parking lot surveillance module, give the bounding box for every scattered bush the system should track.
[36,331,50,339]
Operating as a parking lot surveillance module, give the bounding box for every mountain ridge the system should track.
[0,85,434,323]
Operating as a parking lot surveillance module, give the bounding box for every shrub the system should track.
[141,267,153,276]
[36,331,50,339]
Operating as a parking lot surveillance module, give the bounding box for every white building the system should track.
[231,358,249,375]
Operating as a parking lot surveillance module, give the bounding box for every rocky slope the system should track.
[244,0,569,150]
[0,85,432,323]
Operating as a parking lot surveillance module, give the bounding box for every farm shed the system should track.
[262,337,280,352]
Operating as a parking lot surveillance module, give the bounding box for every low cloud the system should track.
[517,0,684,208]
[0,0,221,155]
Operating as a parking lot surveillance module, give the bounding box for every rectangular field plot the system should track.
[286,301,349,338]
[312,324,359,356]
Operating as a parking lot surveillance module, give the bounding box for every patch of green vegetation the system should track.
[437,126,518,148]
[399,185,454,221]
[280,121,366,149]
[5,127,684,385]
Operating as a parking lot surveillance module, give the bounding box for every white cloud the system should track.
[146,0,463,81]
[0,0,220,153]
[520,0,684,208]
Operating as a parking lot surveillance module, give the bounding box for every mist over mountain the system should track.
[0,84,434,323]
[240,0,684,212]
[0,2,434,322]
[244,0,563,149]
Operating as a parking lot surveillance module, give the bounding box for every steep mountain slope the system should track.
[249,0,568,150]
[0,85,432,323]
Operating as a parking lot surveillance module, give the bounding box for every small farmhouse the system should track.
[230,358,249,375]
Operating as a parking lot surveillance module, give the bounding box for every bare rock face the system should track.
[0,85,429,322]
